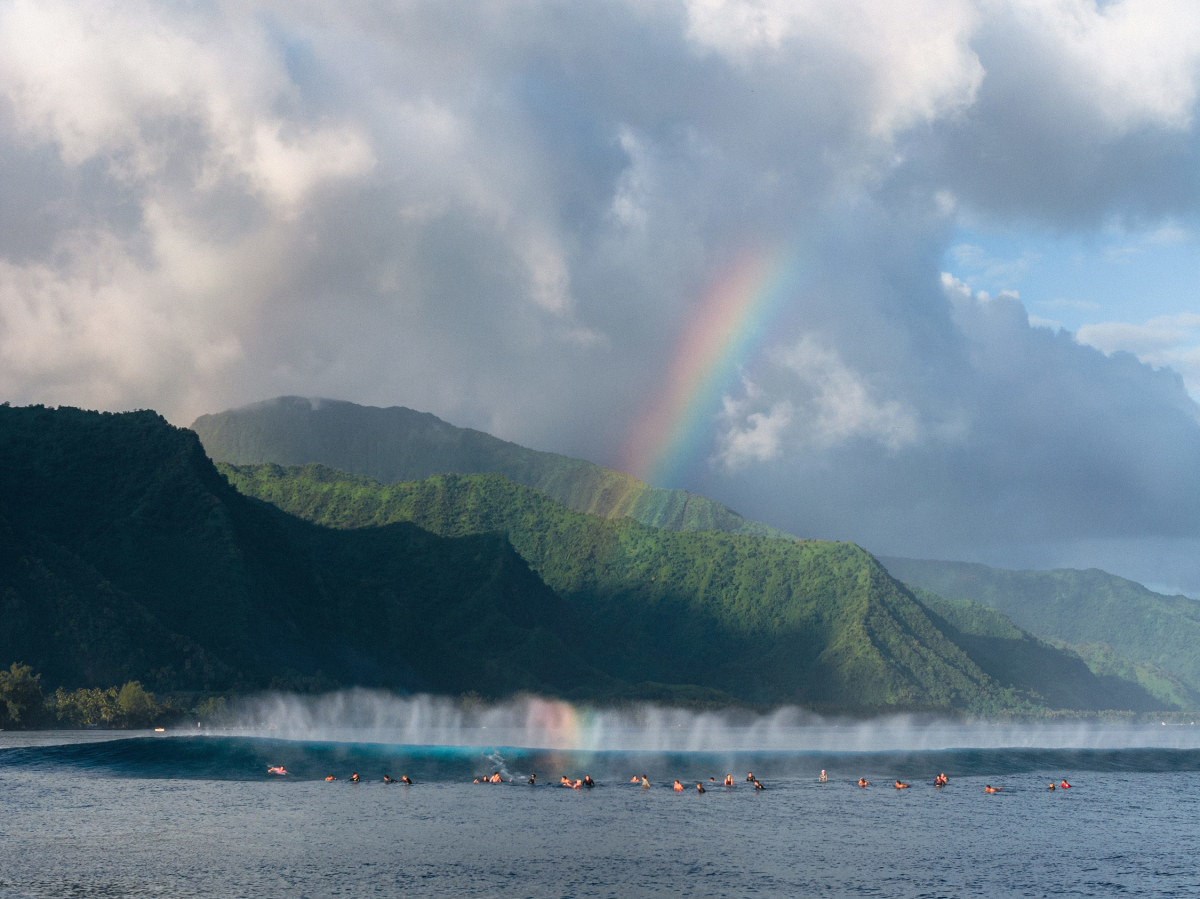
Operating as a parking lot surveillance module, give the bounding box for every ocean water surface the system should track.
[2,704,1199,897]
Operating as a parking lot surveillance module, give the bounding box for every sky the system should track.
[3,0,1200,594]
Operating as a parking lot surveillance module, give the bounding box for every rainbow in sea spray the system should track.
[620,244,802,487]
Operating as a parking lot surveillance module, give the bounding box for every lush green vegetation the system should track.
[912,589,1183,710]
[882,557,1200,702]
[0,404,606,700]
[0,661,46,727]
[4,402,1181,715]
[222,464,1167,713]
[0,660,195,728]
[192,397,793,539]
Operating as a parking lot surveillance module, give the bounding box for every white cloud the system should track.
[716,398,792,469]
[609,127,654,232]
[714,335,921,466]
[1002,0,1200,133]
[0,227,245,414]
[0,0,373,211]
[1101,220,1196,264]
[776,335,920,451]
[684,0,984,136]
[1077,313,1200,398]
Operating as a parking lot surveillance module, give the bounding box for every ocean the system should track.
[2,705,1199,897]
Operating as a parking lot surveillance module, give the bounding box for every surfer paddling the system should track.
[267,765,287,776]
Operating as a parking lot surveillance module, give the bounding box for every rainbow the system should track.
[523,696,587,749]
[619,245,801,487]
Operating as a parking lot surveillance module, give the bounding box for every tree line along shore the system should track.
[0,662,226,730]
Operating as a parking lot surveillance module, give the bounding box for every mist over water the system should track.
[221,690,1200,752]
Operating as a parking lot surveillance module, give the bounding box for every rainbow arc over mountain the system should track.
[619,246,801,488]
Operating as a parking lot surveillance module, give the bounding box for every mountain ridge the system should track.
[881,556,1200,701]
[0,404,606,698]
[221,462,1170,713]
[192,396,794,539]
[194,396,1200,710]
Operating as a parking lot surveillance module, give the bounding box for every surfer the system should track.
[1048,782,1056,791]
[383,775,395,783]
[350,772,360,783]
[489,771,502,783]
[1060,779,1072,789]
[858,778,869,788]
[267,765,287,776]
[934,772,948,787]
[630,776,640,783]
[819,770,827,783]
[724,774,733,786]
[696,782,706,793]
[753,779,764,791]
[401,775,413,785]
[894,780,910,789]
[673,780,684,792]
[746,772,755,782]
[324,775,337,782]
[984,784,1001,793]
[583,775,595,788]
[641,775,651,789]
[528,774,536,785]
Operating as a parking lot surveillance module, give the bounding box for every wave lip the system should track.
[4,735,1200,783]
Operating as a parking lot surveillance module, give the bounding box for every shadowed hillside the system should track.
[883,557,1200,705]
[0,404,605,697]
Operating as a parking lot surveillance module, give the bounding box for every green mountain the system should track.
[0,404,605,697]
[2,400,1178,713]
[221,462,1168,713]
[881,557,1200,705]
[192,396,791,538]
[193,395,1190,712]
[910,588,1189,710]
